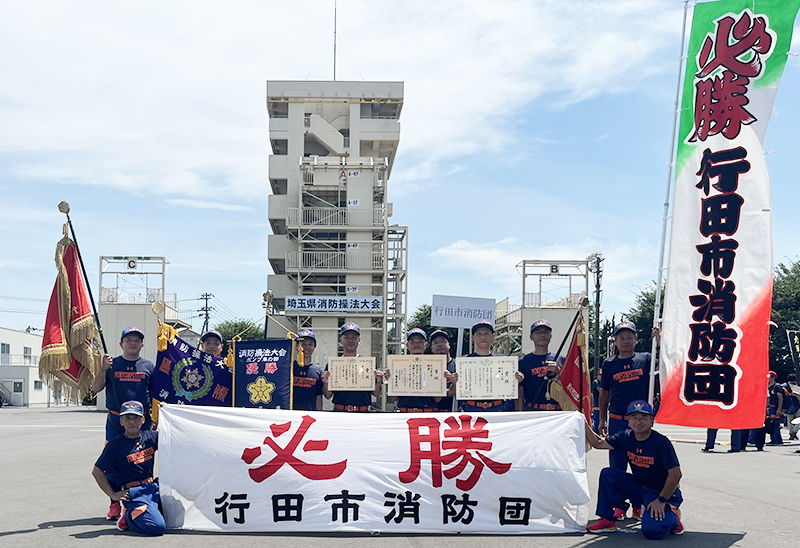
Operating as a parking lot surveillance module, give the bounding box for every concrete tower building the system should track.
[266,81,407,374]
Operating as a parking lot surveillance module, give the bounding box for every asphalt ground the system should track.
[1,406,799,548]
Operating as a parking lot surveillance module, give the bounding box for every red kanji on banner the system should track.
[399,415,511,491]
[241,415,347,482]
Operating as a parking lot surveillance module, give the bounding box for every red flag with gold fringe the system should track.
[553,315,592,423]
[39,234,100,399]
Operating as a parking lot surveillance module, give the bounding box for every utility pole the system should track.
[200,293,213,333]
[587,253,604,376]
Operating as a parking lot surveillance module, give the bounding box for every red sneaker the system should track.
[613,507,626,520]
[587,517,618,533]
[670,507,684,535]
[106,501,121,520]
[632,506,643,519]
[116,509,129,531]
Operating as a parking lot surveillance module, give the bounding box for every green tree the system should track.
[213,318,265,356]
[770,260,800,379]
[407,304,432,331]
[406,303,468,357]
[624,284,664,353]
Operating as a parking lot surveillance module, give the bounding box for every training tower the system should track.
[265,81,407,373]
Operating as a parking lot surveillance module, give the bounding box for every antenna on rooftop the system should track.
[333,0,337,81]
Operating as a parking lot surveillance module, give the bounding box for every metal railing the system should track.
[287,207,385,227]
[0,354,39,366]
[286,251,384,271]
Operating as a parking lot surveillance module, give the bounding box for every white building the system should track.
[266,81,408,374]
[0,327,48,406]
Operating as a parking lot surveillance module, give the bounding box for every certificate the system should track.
[455,356,518,400]
[386,355,447,397]
[327,357,376,391]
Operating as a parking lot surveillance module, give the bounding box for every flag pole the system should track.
[58,201,108,354]
[649,0,691,406]
[553,297,590,359]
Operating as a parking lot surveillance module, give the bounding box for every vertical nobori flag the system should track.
[233,339,293,408]
[659,0,800,428]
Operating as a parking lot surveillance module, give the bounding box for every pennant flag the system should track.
[39,234,100,399]
[659,0,800,428]
[154,333,232,407]
[787,330,800,373]
[550,315,592,423]
[233,339,293,408]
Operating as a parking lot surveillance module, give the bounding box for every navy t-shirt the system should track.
[768,384,782,408]
[606,429,680,492]
[600,353,652,416]
[95,429,158,486]
[397,396,436,410]
[518,352,564,408]
[105,356,155,414]
[292,362,323,411]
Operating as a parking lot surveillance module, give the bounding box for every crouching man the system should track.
[585,400,684,539]
[92,400,165,535]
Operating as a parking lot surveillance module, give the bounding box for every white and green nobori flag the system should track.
[660,0,800,428]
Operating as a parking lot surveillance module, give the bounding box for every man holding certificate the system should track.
[457,321,523,412]
[322,323,384,412]
[393,328,438,412]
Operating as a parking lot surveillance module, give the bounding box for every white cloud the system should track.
[0,0,682,200]
[427,236,660,317]
[165,199,253,212]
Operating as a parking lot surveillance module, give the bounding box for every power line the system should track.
[0,296,48,302]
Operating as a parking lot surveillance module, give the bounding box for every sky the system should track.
[1,0,799,337]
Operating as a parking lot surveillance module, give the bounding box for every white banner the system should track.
[285,296,383,313]
[159,405,590,533]
[658,0,800,428]
[431,295,495,329]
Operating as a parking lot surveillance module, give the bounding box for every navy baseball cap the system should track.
[430,329,449,342]
[340,322,361,335]
[471,320,494,334]
[201,329,223,343]
[626,400,655,416]
[530,319,552,333]
[407,328,428,341]
[614,321,637,336]
[298,329,317,342]
[120,400,144,416]
[120,326,145,341]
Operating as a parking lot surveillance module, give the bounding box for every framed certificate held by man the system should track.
[327,357,376,391]
[456,356,518,400]
[386,355,447,397]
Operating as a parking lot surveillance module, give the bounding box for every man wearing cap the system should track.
[598,322,658,472]
[430,329,458,412]
[322,323,384,412]
[586,400,684,538]
[293,329,323,411]
[200,330,224,357]
[92,400,166,535]
[392,328,437,412]
[458,321,523,412]
[518,319,564,412]
[91,326,155,520]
